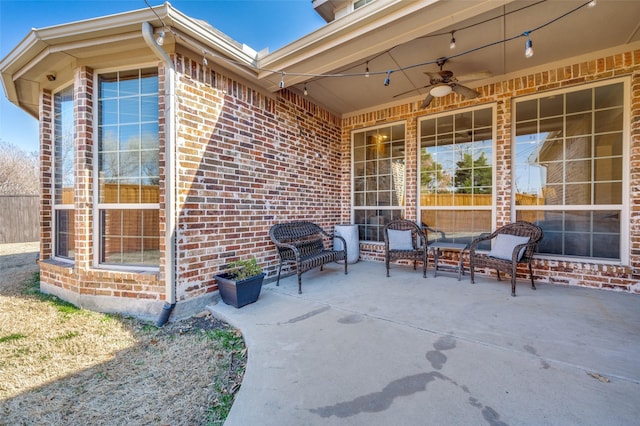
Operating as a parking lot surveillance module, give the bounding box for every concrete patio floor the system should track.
[209,260,640,426]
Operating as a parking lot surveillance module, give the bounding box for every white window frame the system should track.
[351,120,407,242]
[417,104,497,239]
[92,65,160,272]
[512,77,630,264]
[52,83,75,263]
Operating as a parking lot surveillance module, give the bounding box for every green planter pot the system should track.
[215,272,265,308]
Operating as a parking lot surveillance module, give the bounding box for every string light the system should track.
[202,51,208,66]
[383,70,392,86]
[303,84,308,96]
[524,32,534,58]
[143,0,167,46]
[145,0,595,91]
[449,31,456,50]
[156,29,165,45]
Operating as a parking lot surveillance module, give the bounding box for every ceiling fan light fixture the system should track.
[430,84,453,97]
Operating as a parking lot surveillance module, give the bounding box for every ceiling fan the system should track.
[395,58,488,109]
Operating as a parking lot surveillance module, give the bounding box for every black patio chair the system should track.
[469,221,543,296]
[384,219,428,278]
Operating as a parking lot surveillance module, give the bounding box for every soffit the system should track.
[261,0,640,115]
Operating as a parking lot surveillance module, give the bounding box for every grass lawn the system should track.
[0,272,246,425]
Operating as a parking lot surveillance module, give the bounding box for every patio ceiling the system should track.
[261,0,640,116]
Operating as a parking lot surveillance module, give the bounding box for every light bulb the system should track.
[303,84,308,96]
[365,64,370,78]
[156,30,165,46]
[449,32,456,50]
[525,36,534,58]
[588,0,596,7]
[279,74,285,89]
[202,52,208,66]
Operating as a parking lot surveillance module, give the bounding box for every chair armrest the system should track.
[469,232,495,254]
[273,241,302,261]
[421,223,446,243]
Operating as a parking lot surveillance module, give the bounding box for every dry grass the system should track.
[0,265,245,425]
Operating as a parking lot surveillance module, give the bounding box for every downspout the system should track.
[142,21,177,326]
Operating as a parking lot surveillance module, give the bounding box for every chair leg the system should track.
[423,255,427,278]
[386,256,390,277]
[529,263,536,290]
[298,272,302,294]
[496,270,501,281]
[470,259,475,284]
[511,275,517,297]
[344,259,348,275]
[276,263,283,286]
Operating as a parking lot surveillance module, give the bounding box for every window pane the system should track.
[594,182,622,204]
[565,113,591,137]
[540,95,563,117]
[420,209,491,247]
[100,209,159,266]
[595,83,623,109]
[594,133,622,157]
[566,88,591,113]
[595,108,623,132]
[55,210,75,260]
[54,85,74,205]
[517,209,620,260]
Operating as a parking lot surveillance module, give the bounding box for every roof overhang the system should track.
[0,3,263,118]
[3,0,640,118]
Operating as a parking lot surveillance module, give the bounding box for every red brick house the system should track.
[1,0,639,320]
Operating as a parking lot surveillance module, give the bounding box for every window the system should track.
[354,0,374,10]
[352,123,405,242]
[54,85,75,260]
[97,68,159,268]
[418,106,494,247]
[514,80,627,261]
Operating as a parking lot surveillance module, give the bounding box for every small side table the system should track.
[428,242,468,281]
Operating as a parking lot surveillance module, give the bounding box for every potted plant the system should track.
[214,258,265,308]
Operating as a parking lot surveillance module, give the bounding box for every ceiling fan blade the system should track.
[452,84,480,99]
[393,84,434,99]
[455,71,492,82]
[420,93,435,109]
[424,72,444,82]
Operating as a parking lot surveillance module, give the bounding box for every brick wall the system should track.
[171,53,343,301]
[343,48,640,293]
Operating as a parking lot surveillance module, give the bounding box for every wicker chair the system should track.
[469,221,543,296]
[384,219,428,278]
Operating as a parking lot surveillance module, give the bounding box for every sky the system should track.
[0,0,326,153]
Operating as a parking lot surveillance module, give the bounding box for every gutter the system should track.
[142,21,177,326]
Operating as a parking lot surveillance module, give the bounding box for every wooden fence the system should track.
[0,195,39,243]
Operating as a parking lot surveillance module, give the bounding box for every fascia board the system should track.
[166,5,259,68]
